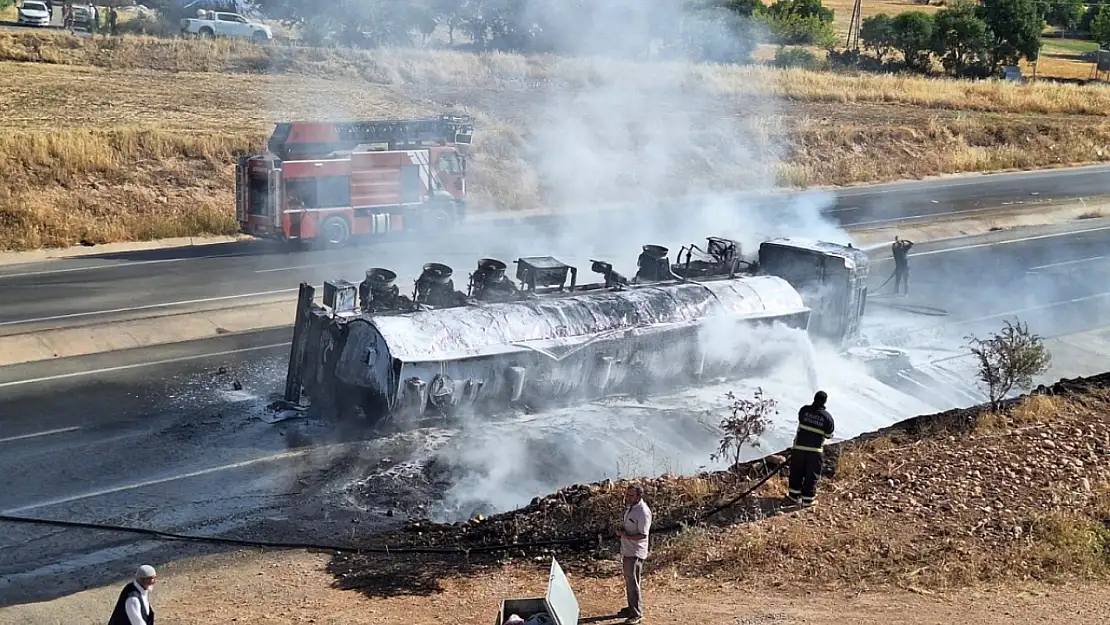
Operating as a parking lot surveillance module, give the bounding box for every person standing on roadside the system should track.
[108,564,157,625]
[892,235,914,296]
[616,484,651,625]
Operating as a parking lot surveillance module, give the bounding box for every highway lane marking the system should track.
[833,164,1110,198]
[3,289,1106,391]
[0,343,290,390]
[865,223,1110,262]
[0,289,299,328]
[952,291,1110,326]
[895,291,1110,340]
[2,167,1108,279]
[1028,255,1107,271]
[256,260,386,274]
[2,228,1108,388]
[0,426,82,444]
[0,254,244,280]
[0,445,344,516]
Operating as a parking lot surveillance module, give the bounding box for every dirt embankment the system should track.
[329,372,1110,595]
[3,32,1110,251]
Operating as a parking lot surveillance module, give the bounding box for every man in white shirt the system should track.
[107,564,157,625]
[616,484,651,625]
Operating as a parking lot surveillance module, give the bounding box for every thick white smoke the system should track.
[404,0,871,520]
[270,0,931,520]
[428,323,944,521]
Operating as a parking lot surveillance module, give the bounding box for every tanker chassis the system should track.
[281,236,870,427]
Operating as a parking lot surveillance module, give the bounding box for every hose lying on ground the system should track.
[0,454,792,557]
[868,268,950,317]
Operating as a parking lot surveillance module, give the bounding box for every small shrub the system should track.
[966,318,1052,409]
[711,387,778,470]
[773,45,826,70]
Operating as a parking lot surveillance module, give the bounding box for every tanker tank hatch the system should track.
[635,244,674,283]
[590,259,629,289]
[414,262,467,309]
[514,256,578,293]
[672,236,748,279]
[359,267,411,313]
[468,258,519,302]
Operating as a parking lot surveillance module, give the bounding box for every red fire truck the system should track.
[235,114,473,247]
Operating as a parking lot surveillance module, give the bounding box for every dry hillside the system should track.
[4,31,1110,250]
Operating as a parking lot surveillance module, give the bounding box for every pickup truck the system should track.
[180,10,272,43]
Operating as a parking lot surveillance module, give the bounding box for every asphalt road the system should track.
[4,164,1110,334]
[1,224,1109,607]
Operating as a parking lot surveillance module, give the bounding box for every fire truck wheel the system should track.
[426,207,454,232]
[319,216,351,248]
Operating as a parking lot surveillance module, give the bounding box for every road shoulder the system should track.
[2,547,1105,624]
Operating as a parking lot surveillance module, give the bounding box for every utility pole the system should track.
[845,0,863,51]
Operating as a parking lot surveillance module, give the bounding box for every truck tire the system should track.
[251,30,267,44]
[318,216,351,249]
[198,26,214,38]
[425,206,454,233]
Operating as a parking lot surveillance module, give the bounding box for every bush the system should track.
[116,11,180,38]
[966,318,1052,409]
[711,388,778,470]
[773,45,826,69]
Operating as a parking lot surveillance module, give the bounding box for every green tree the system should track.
[759,0,837,46]
[761,12,837,46]
[932,1,991,75]
[860,13,895,61]
[1045,0,1084,32]
[891,11,935,71]
[1092,3,1110,46]
[721,0,766,17]
[977,0,1042,71]
[763,0,834,22]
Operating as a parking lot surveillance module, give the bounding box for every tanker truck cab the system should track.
[757,238,869,346]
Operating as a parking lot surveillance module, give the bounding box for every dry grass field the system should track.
[3,30,1110,250]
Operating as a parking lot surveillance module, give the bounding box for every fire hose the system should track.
[0,454,792,557]
[868,267,950,317]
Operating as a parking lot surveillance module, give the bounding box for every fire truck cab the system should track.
[235,114,473,247]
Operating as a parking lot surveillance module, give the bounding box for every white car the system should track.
[180,11,273,43]
[17,1,52,27]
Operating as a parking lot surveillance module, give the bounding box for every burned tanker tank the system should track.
[282,235,870,426]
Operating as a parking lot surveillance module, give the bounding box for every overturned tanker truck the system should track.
[281,236,870,426]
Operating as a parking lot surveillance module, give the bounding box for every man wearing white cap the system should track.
[107,564,157,625]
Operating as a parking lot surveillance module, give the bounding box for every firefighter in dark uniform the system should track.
[787,390,835,507]
[892,236,914,296]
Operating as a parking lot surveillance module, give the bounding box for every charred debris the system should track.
[345,235,752,316]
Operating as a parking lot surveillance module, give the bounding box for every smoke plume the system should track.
[271,0,918,521]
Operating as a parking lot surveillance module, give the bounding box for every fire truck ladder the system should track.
[268,114,474,159]
[336,115,473,146]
